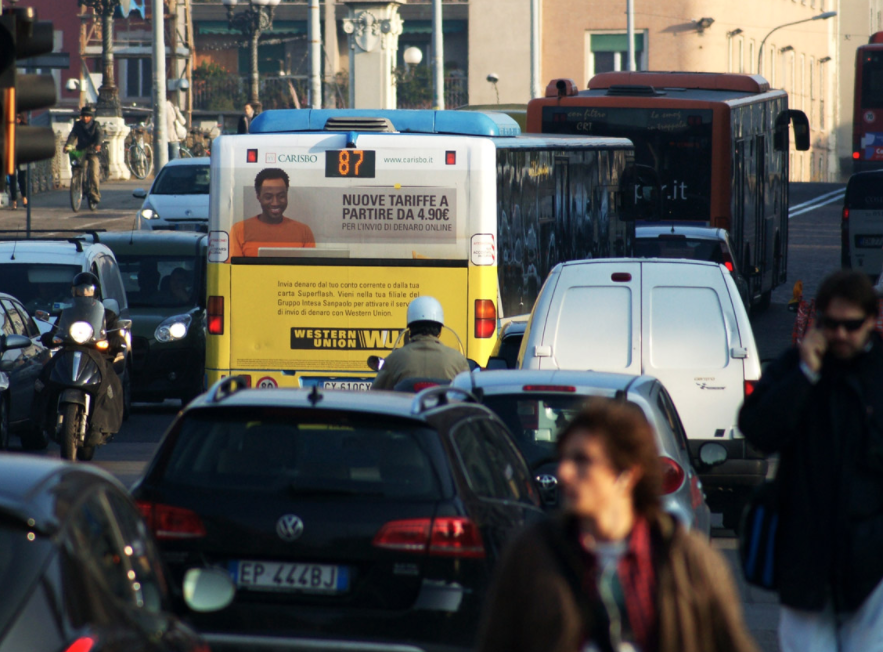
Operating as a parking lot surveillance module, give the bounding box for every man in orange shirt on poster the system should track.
[230,168,316,257]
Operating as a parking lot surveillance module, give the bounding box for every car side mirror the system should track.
[367,355,384,372]
[485,356,509,370]
[34,310,50,322]
[698,442,728,470]
[1,334,31,352]
[182,567,235,613]
[133,188,148,199]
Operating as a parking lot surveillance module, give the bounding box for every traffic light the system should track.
[0,7,57,192]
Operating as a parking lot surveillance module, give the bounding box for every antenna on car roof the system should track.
[9,240,16,260]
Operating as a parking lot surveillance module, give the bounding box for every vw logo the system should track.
[276,514,304,542]
[536,474,558,490]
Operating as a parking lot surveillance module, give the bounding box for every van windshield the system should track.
[0,263,80,315]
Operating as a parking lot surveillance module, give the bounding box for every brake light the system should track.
[721,251,735,272]
[690,474,704,509]
[64,638,95,652]
[475,299,496,339]
[373,519,432,552]
[744,380,757,397]
[522,385,576,392]
[373,516,485,558]
[413,381,439,391]
[660,457,685,494]
[208,296,224,335]
[137,501,207,540]
[853,151,861,160]
[430,517,485,558]
[843,207,849,221]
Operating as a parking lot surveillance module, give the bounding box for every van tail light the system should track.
[744,380,757,397]
[207,296,224,335]
[660,457,685,495]
[64,638,96,652]
[373,517,485,558]
[475,299,496,339]
[690,474,704,509]
[137,501,207,540]
[843,207,849,221]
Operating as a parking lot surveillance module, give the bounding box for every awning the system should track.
[198,20,306,36]
[403,20,466,35]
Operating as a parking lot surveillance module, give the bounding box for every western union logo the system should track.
[291,327,402,350]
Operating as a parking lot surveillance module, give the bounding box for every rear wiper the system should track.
[287,483,384,497]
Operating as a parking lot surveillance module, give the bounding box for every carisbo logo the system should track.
[278,154,319,164]
[291,327,402,350]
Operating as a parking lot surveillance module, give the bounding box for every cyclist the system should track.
[64,106,103,210]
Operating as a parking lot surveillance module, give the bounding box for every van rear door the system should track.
[640,261,744,442]
[538,261,641,374]
[845,172,883,276]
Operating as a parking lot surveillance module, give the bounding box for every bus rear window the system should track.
[161,413,442,499]
[862,54,883,110]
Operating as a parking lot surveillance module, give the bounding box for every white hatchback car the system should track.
[134,158,210,232]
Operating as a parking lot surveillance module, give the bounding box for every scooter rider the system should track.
[371,296,470,390]
[33,272,125,446]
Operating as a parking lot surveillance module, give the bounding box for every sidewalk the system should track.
[0,179,152,235]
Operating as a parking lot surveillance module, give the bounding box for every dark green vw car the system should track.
[100,231,206,404]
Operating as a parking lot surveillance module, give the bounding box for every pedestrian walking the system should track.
[740,269,883,652]
[7,114,28,210]
[478,399,758,652]
[166,97,187,160]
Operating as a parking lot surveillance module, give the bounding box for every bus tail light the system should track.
[843,208,849,221]
[445,151,456,165]
[208,296,224,335]
[475,299,496,338]
[853,151,861,160]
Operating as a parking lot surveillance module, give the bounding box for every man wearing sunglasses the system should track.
[739,270,883,652]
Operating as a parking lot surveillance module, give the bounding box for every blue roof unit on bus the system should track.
[249,109,521,137]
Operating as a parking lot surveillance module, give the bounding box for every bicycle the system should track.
[126,125,153,179]
[98,140,110,182]
[69,149,98,212]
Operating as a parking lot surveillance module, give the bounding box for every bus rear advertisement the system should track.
[206,110,638,389]
[853,32,883,173]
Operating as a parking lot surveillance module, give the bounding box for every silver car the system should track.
[451,369,714,536]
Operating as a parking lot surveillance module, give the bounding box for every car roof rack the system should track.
[206,375,250,403]
[411,385,478,415]
[0,229,106,251]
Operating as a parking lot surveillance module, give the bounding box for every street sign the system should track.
[18,52,69,69]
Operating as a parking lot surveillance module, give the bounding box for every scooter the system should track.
[41,297,131,461]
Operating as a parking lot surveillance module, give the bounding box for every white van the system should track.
[517,258,764,527]
[843,170,883,280]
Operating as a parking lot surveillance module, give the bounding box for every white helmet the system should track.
[406,296,444,327]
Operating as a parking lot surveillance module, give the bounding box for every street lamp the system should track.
[403,46,423,68]
[757,11,836,78]
[222,0,283,108]
[78,0,123,117]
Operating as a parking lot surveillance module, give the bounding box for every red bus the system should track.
[853,32,883,173]
[527,72,809,308]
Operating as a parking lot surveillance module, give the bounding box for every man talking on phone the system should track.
[739,270,883,652]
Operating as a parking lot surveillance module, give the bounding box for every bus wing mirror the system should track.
[775,109,810,152]
[621,164,662,221]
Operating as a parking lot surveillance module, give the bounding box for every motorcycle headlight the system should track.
[155,314,192,342]
[69,321,94,344]
[139,207,158,220]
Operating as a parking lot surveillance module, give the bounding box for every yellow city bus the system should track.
[205,109,637,390]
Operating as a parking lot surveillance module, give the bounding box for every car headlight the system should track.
[69,321,94,344]
[155,314,192,342]
[139,207,159,220]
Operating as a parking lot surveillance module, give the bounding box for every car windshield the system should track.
[159,411,442,499]
[635,236,727,264]
[151,164,210,196]
[0,263,80,314]
[0,518,54,633]
[117,255,199,308]
[481,393,595,467]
